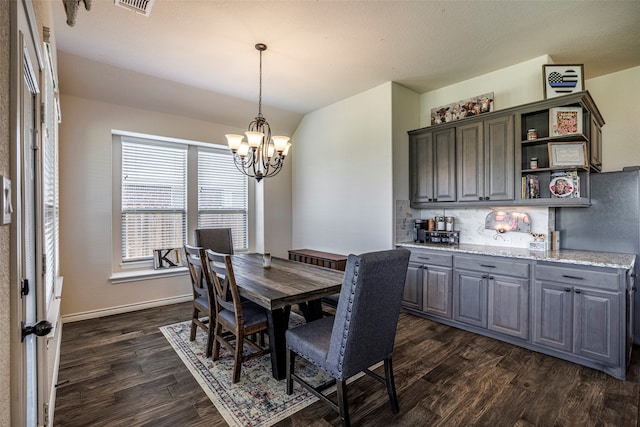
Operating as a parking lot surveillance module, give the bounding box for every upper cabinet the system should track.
[408,91,603,208]
[457,114,514,203]
[517,91,604,206]
[409,127,456,204]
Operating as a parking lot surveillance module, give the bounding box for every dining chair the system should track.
[285,248,411,426]
[205,249,270,384]
[184,244,216,357]
[194,227,234,254]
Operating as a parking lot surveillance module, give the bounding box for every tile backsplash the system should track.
[395,200,553,249]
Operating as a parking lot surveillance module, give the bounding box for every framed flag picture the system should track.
[543,64,584,99]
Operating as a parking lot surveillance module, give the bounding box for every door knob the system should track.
[21,320,53,342]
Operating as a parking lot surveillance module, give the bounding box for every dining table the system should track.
[229,253,345,380]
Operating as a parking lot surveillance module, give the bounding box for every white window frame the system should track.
[111,130,251,282]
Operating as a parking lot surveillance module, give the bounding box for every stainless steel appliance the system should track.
[556,168,640,347]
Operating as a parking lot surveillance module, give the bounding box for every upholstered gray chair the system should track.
[285,248,411,426]
[184,244,216,357]
[194,227,234,254]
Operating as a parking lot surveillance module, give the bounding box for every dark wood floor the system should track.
[54,302,640,426]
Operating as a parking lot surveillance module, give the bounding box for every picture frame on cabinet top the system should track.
[543,64,584,99]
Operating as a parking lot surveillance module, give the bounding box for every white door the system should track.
[14,1,59,424]
[21,29,41,427]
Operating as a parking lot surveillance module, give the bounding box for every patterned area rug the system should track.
[160,314,332,426]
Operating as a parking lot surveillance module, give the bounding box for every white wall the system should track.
[419,55,552,127]
[291,83,394,255]
[58,94,293,317]
[585,66,640,172]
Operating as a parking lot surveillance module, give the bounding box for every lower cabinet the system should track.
[402,250,452,318]
[533,264,621,366]
[400,246,631,380]
[453,255,529,338]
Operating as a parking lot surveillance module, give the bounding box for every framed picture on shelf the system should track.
[550,106,583,136]
[543,64,584,99]
[548,141,588,168]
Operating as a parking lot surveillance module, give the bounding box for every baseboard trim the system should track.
[62,294,192,323]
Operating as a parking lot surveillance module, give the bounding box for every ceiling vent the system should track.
[114,0,154,16]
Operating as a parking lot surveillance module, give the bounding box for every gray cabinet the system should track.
[402,250,453,319]
[409,91,603,208]
[456,115,514,202]
[488,274,529,339]
[423,265,453,318]
[517,91,604,206]
[533,263,620,366]
[409,128,456,204]
[453,254,529,335]
[453,268,487,327]
[403,263,423,310]
[400,245,631,379]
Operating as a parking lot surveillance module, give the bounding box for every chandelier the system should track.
[225,43,291,182]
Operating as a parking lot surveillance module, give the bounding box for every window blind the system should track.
[198,148,248,250]
[121,140,187,262]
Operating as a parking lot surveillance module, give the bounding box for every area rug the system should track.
[160,314,332,426]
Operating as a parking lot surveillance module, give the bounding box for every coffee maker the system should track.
[414,219,429,243]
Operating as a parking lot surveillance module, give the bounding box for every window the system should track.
[115,133,248,270]
[198,148,248,249]
[121,140,187,262]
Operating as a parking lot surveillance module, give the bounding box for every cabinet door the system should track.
[574,288,620,365]
[484,114,514,201]
[410,132,435,204]
[453,270,487,327]
[433,128,456,202]
[423,266,452,318]
[590,115,602,172]
[456,122,484,201]
[488,274,529,339]
[403,263,423,309]
[533,280,573,352]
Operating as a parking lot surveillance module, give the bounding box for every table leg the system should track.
[266,306,291,380]
[299,299,323,322]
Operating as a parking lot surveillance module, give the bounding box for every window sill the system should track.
[109,266,188,284]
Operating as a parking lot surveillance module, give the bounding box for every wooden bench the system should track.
[287,249,348,271]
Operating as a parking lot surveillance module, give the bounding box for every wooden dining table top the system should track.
[230,253,345,310]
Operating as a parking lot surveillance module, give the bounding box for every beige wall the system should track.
[291,82,395,255]
[0,1,11,424]
[586,66,640,172]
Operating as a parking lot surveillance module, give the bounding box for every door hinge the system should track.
[43,402,49,425]
[42,254,47,277]
[20,278,29,297]
[31,128,39,150]
[40,102,45,124]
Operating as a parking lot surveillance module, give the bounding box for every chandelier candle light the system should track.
[225,43,291,182]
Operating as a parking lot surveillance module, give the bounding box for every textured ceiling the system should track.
[51,0,640,133]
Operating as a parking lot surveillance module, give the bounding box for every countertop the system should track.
[396,242,636,270]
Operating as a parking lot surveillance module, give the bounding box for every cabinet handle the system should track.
[417,256,430,260]
[489,275,495,280]
[484,197,490,201]
[574,289,582,294]
[480,264,497,268]
[433,198,438,202]
[478,197,483,201]
[562,274,584,280]
[482,274,489,279]
[564,287,572,292]
[428,198,433,202]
